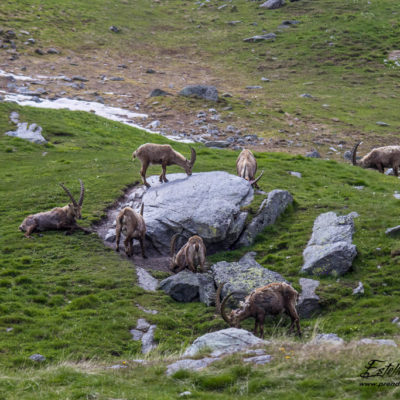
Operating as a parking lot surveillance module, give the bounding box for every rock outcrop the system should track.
[301,212,358,276]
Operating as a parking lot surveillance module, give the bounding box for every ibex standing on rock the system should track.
[236,149,263,188]
[115,204,147,258]
[132,143,197,187]
[19,180,89,237]
[170,234,206,273]
[351,141,400,176]
[216,282,301,338]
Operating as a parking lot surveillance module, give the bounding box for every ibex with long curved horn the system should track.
[351,142,400,176]
[170,233,206,273]
[216,282,301,338]
[132,143,197,187]
[19,180,89,237]
[236,149,263,188]
[115,204,147,258]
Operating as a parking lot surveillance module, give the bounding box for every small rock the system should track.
[6,327,13,332]
[5,122,46,144]
[353,186,364,191]
[146,120,160,130]
[376,121,389,127]
[136,267,158,292]
[141,324,157,354]
[34,48,44,55]
[243,355,272,365]
[108,364,127,369]
[244,349,266,356]
[259,0,285,9]
[300,93,313,98]
[47,48,60,54]
[179,391,192,397]
[386,225,400,236]
[358,338,397,347]
[218,4,228,10]
[149,88,170,97]
[9,111,19,124]
[72,76,89,82]
[109,26,120,33]
[343,150,352,161]
[289,171,302,178]
[109,77,124,81]
[243,33,276,43]
[306,150,321,158]
[130,329,144,341]
[179,85,218,102]
[261,77,270,82]
[29,354,46,362]
[353,281,364,295]
[204,140,230,148]
[312,333,344,345]
[146,68,156,74]
[136,318,151,331]
[27,38,35,44]
[392,317,400,324]
[246,86,263,90]
[166,358,219,376]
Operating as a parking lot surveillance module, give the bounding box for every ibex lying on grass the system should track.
[351,141,400,176]
[216,282,301,338]
[236,149,263,188]
[19,180,89,237]
[170,234,206,273]
[115,204,147,258]
[132,143,196,187]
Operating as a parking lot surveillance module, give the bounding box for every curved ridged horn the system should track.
[250,170,264,186]
[215,282,225,313]
[189,147,197,167]
[59,183,78,207]
[351,142,362,166]
[140,203,144,216]
[220,291,236,326]
[78,179,85,206]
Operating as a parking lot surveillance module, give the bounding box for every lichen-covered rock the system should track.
[297,278,320,318]
[236,190,293,248]
[198,273,217,306]
[357,338,397,347]
[211,252,287,304]
[312,333,344,345]
[5,121,46,144]
[301,212,357,276]
[260,0,285,9]
[183,328,268,357]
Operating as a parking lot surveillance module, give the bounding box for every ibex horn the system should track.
[140,203,144,216]
[59,183,78,207]
[220,291,236,326]
[78,179,85,206]
[189,147,197,167]
[250,170,264,186]
[351,142,362,166]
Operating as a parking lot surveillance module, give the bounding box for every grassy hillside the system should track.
[1,0,400,152]
[1,101,400,398]
[2,0,400,398]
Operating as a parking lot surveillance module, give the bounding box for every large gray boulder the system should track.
[211,252,287,304]
[297,278,320,318]
[183,328,268,357]
[159,270,216,305]
[236,190,293,248]
[301,212,357,276]
[142,172,253,254]
[179,85,218,102]
[260,0,285,9]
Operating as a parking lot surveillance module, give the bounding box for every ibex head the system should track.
[59,179,85,219]
[216,283,249,328]
[183,147,197,176]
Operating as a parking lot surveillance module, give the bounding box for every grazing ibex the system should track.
[236,149,263,188]
[216,282,301,338]
[19,180,89,237]
[351,141,400,176]
[115,204,147,258]
[132,143,196,187]
[170,234,206,273]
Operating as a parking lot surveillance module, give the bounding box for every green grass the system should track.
[2,0,400,397]
[1,100,400,397]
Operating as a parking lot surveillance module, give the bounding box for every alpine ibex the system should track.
[115,204,147,258]
[236,149,263,188]
[351,142,400,176]
[170,234,206,273]
[19,180,89,237]
[216,282,301,338]
[132,143,196,187]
